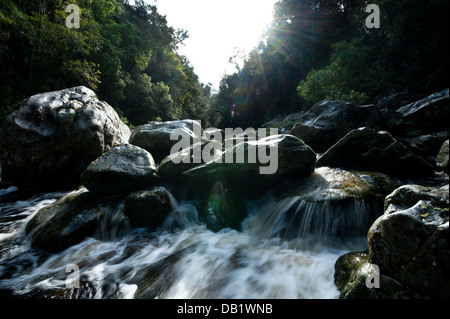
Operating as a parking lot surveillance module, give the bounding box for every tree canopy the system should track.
[0,0,213,126]
[213,0,449,128]
[1,0,448,129]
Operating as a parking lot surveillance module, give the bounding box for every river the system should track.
[0,169,371,299]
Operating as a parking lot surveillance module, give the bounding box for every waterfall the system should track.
[244,167,383,249]
[161,189,199,231]
[245,195,379,247]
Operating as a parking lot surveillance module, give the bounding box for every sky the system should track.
[146,0,278,90]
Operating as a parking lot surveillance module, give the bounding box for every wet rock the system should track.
[25,188,101,252]
[290,101,363,153]
[0,86,131,189]
[334,251,422,299]
[335,184,449,299]
[377,92,427,111]
[182,134,316,199]
[396,88,449,134]
[316,127,435,178]
[129,120,202,163]
[158,139,216,183]
[130,246,194,299]
[436,140,449,174]
[382,184,449,211]
[81,144,159,196]
[261,112,305,134]
[408,132,448,157]
[124,187,172,229]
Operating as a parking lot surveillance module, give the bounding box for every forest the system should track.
[1,0,449,129]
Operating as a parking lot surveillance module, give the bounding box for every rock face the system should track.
[124,187,172,229]
[335,184,449,299]
[129,120,202,163]
[25,187,101,252]
[289,101,363,153]
[376,92,427,111]
[0,86,131,188]
[396,89,449,134]
[81,144,159,196]
[317,127,435,178]
[436,140,449,174]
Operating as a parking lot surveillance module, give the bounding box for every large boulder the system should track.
[25,187,101,252]
[159,134,316,232]
[289,101,364,153]
[129,120,202,163]
[124,187,172,229]
[335,184,449,299]
[436,140,449,174]
[81,144,159,196]
[158,139,214,183]
[407,131,449,157]
[0,86,131,188]
[395,88,449,134]
[182,134,316,198]
[261,111,306,134]
[316,127,435,178]
[334,251,423,299]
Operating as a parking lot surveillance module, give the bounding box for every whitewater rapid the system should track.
[0,179,368,299]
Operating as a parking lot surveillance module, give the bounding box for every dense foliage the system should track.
[214,0,449,128]
[0,0,213,126]
[1,0,448,129]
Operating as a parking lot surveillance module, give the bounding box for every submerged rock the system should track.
[130,246,194,299]
[129,120,202,163]
[25,187,101,252]
[335,184,449,299]
[124,187,172,229]
[0,86,131,188]
[317,127,435,178]
[81,144,159,196]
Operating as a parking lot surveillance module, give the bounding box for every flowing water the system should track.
[0,168,372,299]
